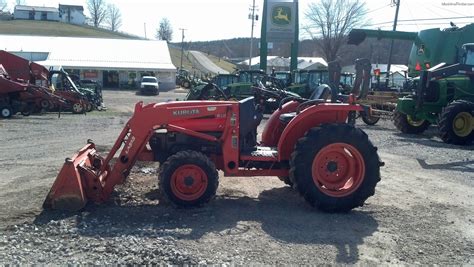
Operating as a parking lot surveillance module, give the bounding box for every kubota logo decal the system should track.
[172,109,200,116]
[272,6,291,26]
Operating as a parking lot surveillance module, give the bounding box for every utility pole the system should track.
[385,0,401,88]
[248,0,259,70]
[179,28,187,70]
[144,23,147,39]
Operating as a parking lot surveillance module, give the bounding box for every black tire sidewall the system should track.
[439,100,474,145]
[361,113,380,125]
[394,110,430,134]
[1,107,12,118]
[291,124,380,212]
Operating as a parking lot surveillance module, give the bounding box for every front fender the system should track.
[277,103,363,161]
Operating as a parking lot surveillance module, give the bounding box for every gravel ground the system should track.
[0,90,472,265]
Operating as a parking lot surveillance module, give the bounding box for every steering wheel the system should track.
[197,83,228,100]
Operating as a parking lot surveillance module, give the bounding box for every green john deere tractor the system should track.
[285,69,329,99]
[394,43,474,145]
[349,23,474,145]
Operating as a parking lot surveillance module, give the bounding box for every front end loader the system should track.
[44,91,383,213]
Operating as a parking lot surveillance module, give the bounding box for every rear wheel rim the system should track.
[171,164,208,201]
[453,111,472,137]
[312,143,365,197]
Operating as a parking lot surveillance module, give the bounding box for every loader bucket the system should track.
[43,143,99,211]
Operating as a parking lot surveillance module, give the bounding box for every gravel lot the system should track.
[0,90,473,265]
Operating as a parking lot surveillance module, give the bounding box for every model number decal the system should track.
[172,109,200,116]
[125,135,135,155]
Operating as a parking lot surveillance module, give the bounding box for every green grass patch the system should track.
[0,20,139,39]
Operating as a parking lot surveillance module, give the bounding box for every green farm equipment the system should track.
[176,68,193,89]
[349,24,474,144]
[395,44,474,144]
[286,69,329,99]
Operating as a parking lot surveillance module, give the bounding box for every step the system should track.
[240,146,278,161]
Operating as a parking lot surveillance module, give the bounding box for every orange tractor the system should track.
[44,93,383,212]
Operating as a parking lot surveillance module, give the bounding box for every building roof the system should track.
[239,56,328,70]
[342,64,408,74]
[297,57,328,70]
[58,4,84,11]
[14,5,58,13]
[0,35,176,71]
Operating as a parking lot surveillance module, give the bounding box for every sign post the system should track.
[260,0,299,73]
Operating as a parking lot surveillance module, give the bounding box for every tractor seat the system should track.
[279,112,296,124]
[239,97,263,137]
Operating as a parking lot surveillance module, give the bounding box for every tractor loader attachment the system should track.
[43,142,110,211]
[43,100,236,211]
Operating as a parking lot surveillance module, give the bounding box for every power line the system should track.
[368,15,474,26]
[431,3,469,17]
[383,21,473,26]
[363,3,391,15]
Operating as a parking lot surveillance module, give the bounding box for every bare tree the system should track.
[87,0,107,28]
[304,0,368,61]
[155,18,173,42]
[0,0,7,11]
[106,4,122,31]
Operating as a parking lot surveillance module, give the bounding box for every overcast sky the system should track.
[7,0,474,42]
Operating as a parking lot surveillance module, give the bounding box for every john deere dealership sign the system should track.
[267,0,296,42]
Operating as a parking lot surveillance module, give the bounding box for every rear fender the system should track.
[261,100,299,146]
[277,104,363,161]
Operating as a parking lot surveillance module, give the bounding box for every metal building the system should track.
[0,35,177,90]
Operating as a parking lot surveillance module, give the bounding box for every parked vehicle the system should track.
[139,76,159,95]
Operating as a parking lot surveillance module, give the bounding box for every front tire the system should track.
[72,102,85,114]
[159,150,219,207]
[361,112,380,125]
[393,110,430,134]
[438,100,474,145]
[1,106,13,118]
[289,124,381,212]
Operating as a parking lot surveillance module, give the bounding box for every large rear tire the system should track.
[159,150,219,207]
[289,124,381,212]
[393,110,430,134]
[438,100,474,145]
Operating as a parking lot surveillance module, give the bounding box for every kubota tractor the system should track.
[44,91,383,213]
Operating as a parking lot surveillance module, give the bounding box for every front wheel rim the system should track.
[453,111,472,137]
[73,103,83,113]
[407,115,425,127]
[1,108,11,117]
[170,164,208,201]
[312,143,366,197]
